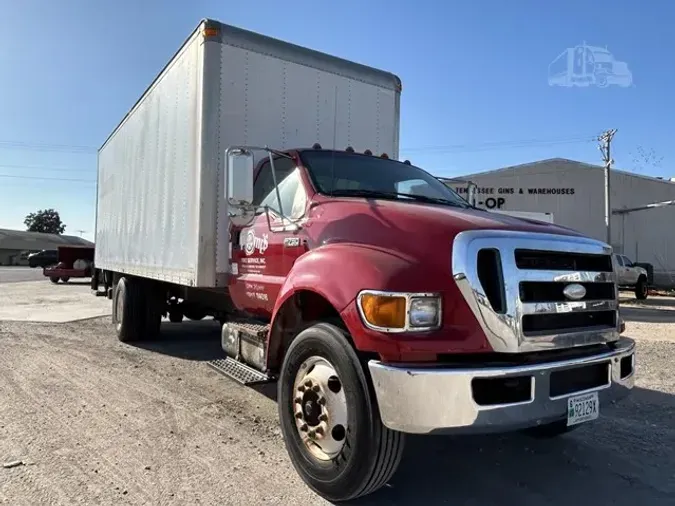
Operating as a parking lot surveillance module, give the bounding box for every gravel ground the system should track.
[0,280,109,323]
[0,309,673,505]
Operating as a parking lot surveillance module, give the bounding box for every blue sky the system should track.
[0,0,673,240]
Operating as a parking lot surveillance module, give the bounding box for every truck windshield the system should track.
[299,151,470,208]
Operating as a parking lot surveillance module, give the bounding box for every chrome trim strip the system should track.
[368,337,635,434]
[356,290,442,333]
[451,230,620,353]
[518,270,614,283]
[521,299,617,315]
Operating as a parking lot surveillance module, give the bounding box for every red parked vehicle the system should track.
[43,245,95,284]
[91,20,635,502]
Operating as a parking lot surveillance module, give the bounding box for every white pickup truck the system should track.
[614,254,649,299]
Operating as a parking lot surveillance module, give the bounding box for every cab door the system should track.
[621,256,639,285]
[229,156,308,318]
[614,254,627,284]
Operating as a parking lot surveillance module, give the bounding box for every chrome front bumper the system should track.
[368,337,635,435]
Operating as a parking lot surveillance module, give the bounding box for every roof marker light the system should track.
[380,153,389,159]
[312,143,322,149]
[364,149,373,156]
[345,146,355,153]
[403,160,411,165]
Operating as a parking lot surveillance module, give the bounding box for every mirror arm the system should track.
[268,152,285,221]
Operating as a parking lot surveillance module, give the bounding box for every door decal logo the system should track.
[243,230,269,256]
[284,237,300,247]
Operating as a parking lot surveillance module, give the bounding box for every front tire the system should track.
[60,277,70,283]
[49,277,59,284]
[278,323,405,502]
[635,277,648,300]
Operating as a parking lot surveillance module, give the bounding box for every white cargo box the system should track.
[95,19,401,287]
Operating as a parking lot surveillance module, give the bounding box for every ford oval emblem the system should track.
[563,283,586,301]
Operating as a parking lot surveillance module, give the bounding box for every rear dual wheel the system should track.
[112,276,163,342]
[278,323,405,502]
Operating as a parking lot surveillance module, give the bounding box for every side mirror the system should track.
[226,148,254,207]
[226,148,256,226]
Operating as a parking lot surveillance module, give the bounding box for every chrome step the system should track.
[208,357,271,385]
[226,321,269,341]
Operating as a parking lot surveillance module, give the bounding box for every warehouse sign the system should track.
[449,186,576,209]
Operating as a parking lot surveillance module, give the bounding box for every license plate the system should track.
[567,392,599,426]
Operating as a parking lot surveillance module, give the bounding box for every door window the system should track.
[254,158,307,220]
[615,255,624,267]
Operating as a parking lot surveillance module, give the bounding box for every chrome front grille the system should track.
[452,230,620,353]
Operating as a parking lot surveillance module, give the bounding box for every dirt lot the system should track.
[0,284,674,505]
[0,280,110,323]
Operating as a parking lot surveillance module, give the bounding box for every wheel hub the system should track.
[292,356,348,461]
[302,391,322,426]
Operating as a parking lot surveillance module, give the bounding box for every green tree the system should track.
[24,208,66,234]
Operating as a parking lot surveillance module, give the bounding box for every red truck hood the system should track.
[308,197,589,356]
[312,197,583,254]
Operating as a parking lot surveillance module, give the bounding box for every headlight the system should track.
[357,290,442,332]
[409,297,441,327]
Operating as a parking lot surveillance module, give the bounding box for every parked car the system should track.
[27,249,58,268]
[614,254,649,299]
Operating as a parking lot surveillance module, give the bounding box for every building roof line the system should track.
[456,157,675,185]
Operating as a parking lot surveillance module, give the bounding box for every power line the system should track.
[0,140,96,154]
[0,174,95,183]
[0,163,94,173]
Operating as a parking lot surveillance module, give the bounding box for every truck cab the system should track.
[214,145,635,500]
[614,253,649,299]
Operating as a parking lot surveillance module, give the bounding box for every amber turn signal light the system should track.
[359,293,406,329]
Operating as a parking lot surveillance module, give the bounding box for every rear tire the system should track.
[278,322,405,502]
[49,277,59,284]
[143,283,163,339]
[635,277,648,300]
[60,277,70,283]
[524,419,578,439]
[112,276,147,343]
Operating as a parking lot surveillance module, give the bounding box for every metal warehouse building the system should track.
[442,158,675,288]
[0,229,94,266]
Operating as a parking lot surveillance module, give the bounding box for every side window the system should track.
[255,158,307,220]
[253,158,294,206]
[622,256,632,267]
[615,255,624,267]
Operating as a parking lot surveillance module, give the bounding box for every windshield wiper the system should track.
[329,188,470,208]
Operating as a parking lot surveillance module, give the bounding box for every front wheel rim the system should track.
[292,356,348,461]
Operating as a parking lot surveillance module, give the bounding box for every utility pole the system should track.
[598,129,617,247]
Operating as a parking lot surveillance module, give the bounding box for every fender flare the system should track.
[266,243,417,364]
[271,242,418,319]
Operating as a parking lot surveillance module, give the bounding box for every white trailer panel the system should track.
[96,19,401,287]
[96,28,205,286]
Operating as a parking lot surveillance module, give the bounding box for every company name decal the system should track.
[242,230,269,256]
